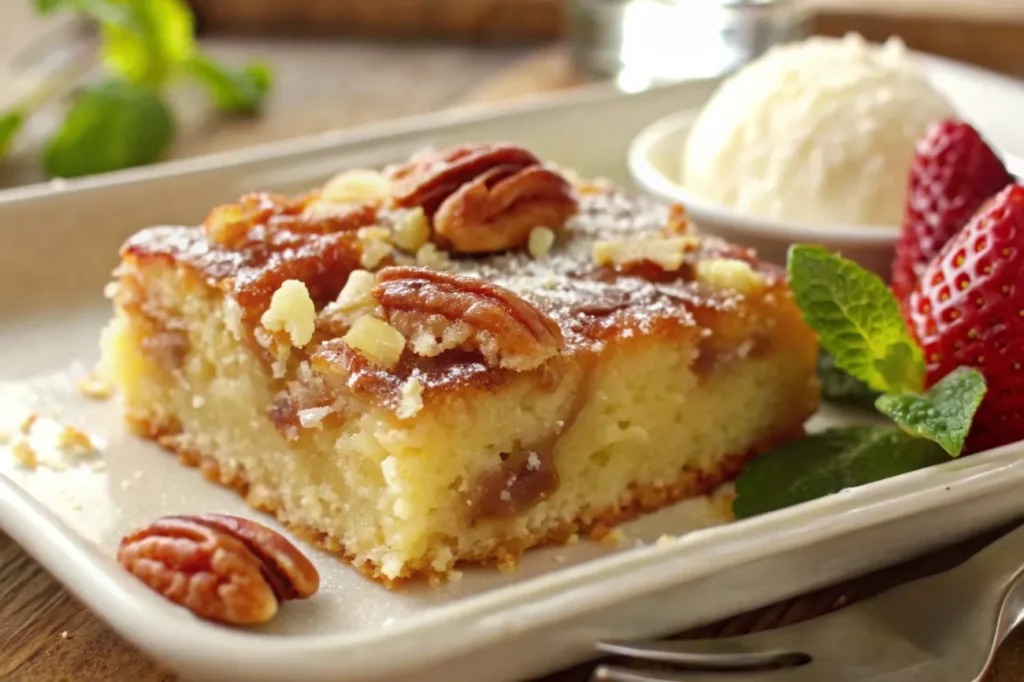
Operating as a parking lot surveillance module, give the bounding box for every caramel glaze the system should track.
[123,193,377,332]
[471,441,561,521]
[117,186,811,522]
[469,356,597,522]
[115,272,191,370]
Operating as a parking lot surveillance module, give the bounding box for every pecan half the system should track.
[386,144,577,254]
[372,266,564,371]
[118,514,319,625]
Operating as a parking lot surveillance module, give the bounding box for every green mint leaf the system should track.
[0,111,24,159]
[788,245,924,395]
[34,0,67,12]
[44,79,174,178]
[817,348,881,409]
[875,367,986,456]
[733,427,948,519]
[35,1,133,30]
[99,0,195,86]
[185,53,273,115]
[32,0,95,13]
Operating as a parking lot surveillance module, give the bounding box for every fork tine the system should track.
[591,663,800,681]
[595,640,809,670]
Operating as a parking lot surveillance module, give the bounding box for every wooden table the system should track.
[4,4,1024,681]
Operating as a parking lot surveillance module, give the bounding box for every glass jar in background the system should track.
[569,0,810,91]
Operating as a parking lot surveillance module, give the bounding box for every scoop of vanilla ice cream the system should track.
[681,33,956,227]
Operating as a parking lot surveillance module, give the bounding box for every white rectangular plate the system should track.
[3,54,1024,682]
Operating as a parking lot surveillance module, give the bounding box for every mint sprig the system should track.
[44,79,174,178]
[184,54,273,116]
[789,245,924,394]
[0,112,23,158]
[2,0,273,177]
[733,428,948,519]
[816,348,881,409]
[876,367,986,456]
[733,246,987,519]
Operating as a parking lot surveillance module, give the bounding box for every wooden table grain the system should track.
[4,5,1024,682]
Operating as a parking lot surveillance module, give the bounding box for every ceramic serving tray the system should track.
[3,53,1024,682]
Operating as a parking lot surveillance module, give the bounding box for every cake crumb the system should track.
[709,484,737,521]
[656,534,677,547]
[592,235,698,271]
[601,528,626,548]
[430,547,454,573]
[343,316,407,369]
[55,425,97,456]
[357,227,394,269]
[319,168,391,204]
[60,631,69,640]
[133,470,144,480]
[120,479,132,490]
[589,523,612,540]
[565,533,579,545]
[833,595,848,608]
[334,270,377,311]
[11,437,38,469]
[695,258,766,294]
[191,394,206,409]
[77,373,113,400]
[525,452,541,471]
[380,556,404,580]
[91,460,108,472]
[554,554,567,564]
[298,406,333,429]
[392,208,430,252]
[527,227,556,260]
[396,377,424,419]
[497,554,518,573]
[415,242,450,270]
[261,279,316,347]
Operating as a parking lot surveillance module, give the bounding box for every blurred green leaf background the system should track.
[1,0,273,178]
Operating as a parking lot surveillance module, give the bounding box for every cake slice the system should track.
[101,144,819,585]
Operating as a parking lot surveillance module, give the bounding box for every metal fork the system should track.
[591,522,1024,681]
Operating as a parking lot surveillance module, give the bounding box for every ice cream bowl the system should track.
[628,109,902,279]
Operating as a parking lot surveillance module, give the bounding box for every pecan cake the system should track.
[100,144,819,586]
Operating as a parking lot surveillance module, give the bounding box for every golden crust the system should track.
[117,195,806,421]
[134,416,800,588]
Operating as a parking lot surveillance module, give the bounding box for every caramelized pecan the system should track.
[386,144,577,254]
[203,191,376,248]
[203,192,304,247]
[118,514,319,625]
[388,145,538,212]
[372,266,564,371]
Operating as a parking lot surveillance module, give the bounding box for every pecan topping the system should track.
[203,191,377,248]
[372,266,564,371]
[386,144,577,254]
[118,514,319,625]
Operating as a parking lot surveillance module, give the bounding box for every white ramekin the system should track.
[628,109,901,278]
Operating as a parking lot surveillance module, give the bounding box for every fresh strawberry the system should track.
[905,184,1024,453]
[892,120,1012,308]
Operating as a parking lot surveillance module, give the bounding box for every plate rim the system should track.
[5,431,1024,678]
